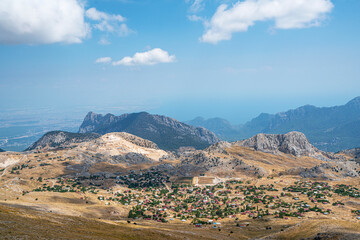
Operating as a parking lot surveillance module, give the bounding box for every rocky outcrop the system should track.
[106,132,159,149]
[81,132,168,163]
[299,161,360,179]
[205,141,232,154]
[112,153,154,165]
[25,131,101,151]
[234,131,330,160]
[339,148,360,159]
[79,111,220,151]
[0,148,5,152]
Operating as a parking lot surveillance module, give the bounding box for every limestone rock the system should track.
[25,131,101,151]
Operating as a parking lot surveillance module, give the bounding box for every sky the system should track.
[0,0,359,124]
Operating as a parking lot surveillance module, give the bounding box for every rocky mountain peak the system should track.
[345,96,360,108]
[234,131,318,157]
[25,131,101,151]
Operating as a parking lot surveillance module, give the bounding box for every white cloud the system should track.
[86,8,126,22]
[98,37,111,45]
[85,7,132,37]
[186,0,205,13]
[118,23,133,36]
[0,0,89,44]
[201,0,334,44]
[188,15,204,22]
[112,48,176,66]
[95,57,112,64]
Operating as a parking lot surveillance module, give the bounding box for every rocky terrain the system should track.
[0,130,359,239]
[79,112,220,151]
[25,131,101,151]
[186,96,360,152]
[234,132,331,160]
[145,131,359,180]
[77,132,168,163]
[298,161,360,179]
[19,130,357,179]
[340,148,360,160]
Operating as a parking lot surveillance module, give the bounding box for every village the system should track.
[27,172,360,228]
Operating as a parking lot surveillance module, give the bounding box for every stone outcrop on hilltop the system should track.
[25,131,101,151]
[233,131,337,161]
[234,132,317,157]
[84,132,168,162]
[107,132,160,150]
[78,111,220,151]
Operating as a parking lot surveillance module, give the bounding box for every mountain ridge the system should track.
[79,111,220,151]
[186,97,360,152]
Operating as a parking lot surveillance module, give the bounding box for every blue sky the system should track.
[0,0,359,124]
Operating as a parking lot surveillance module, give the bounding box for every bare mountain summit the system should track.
[234,131,332,160]
[25,131,101,151]
[79,112,220,151]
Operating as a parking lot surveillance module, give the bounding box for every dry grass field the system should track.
[1,141,360,240]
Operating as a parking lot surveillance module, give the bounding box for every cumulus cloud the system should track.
[95,57,112,64]
[112,48,176,66]
[0,1,132,45]
[0,0,89,44]
[201,0,334,44]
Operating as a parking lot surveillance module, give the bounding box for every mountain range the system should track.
[78,112,219,151]
[20,129,358,180]
[186,96,360,152]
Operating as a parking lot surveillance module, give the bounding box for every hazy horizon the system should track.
[1,0,359,125]
[0,0,359,151]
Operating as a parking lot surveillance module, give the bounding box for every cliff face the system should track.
[25,131,101,151]
[79,112,220,151]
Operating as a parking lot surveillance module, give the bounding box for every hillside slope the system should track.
[79,112,219,151]
[25,131,101,151]
[339,148,360,160]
